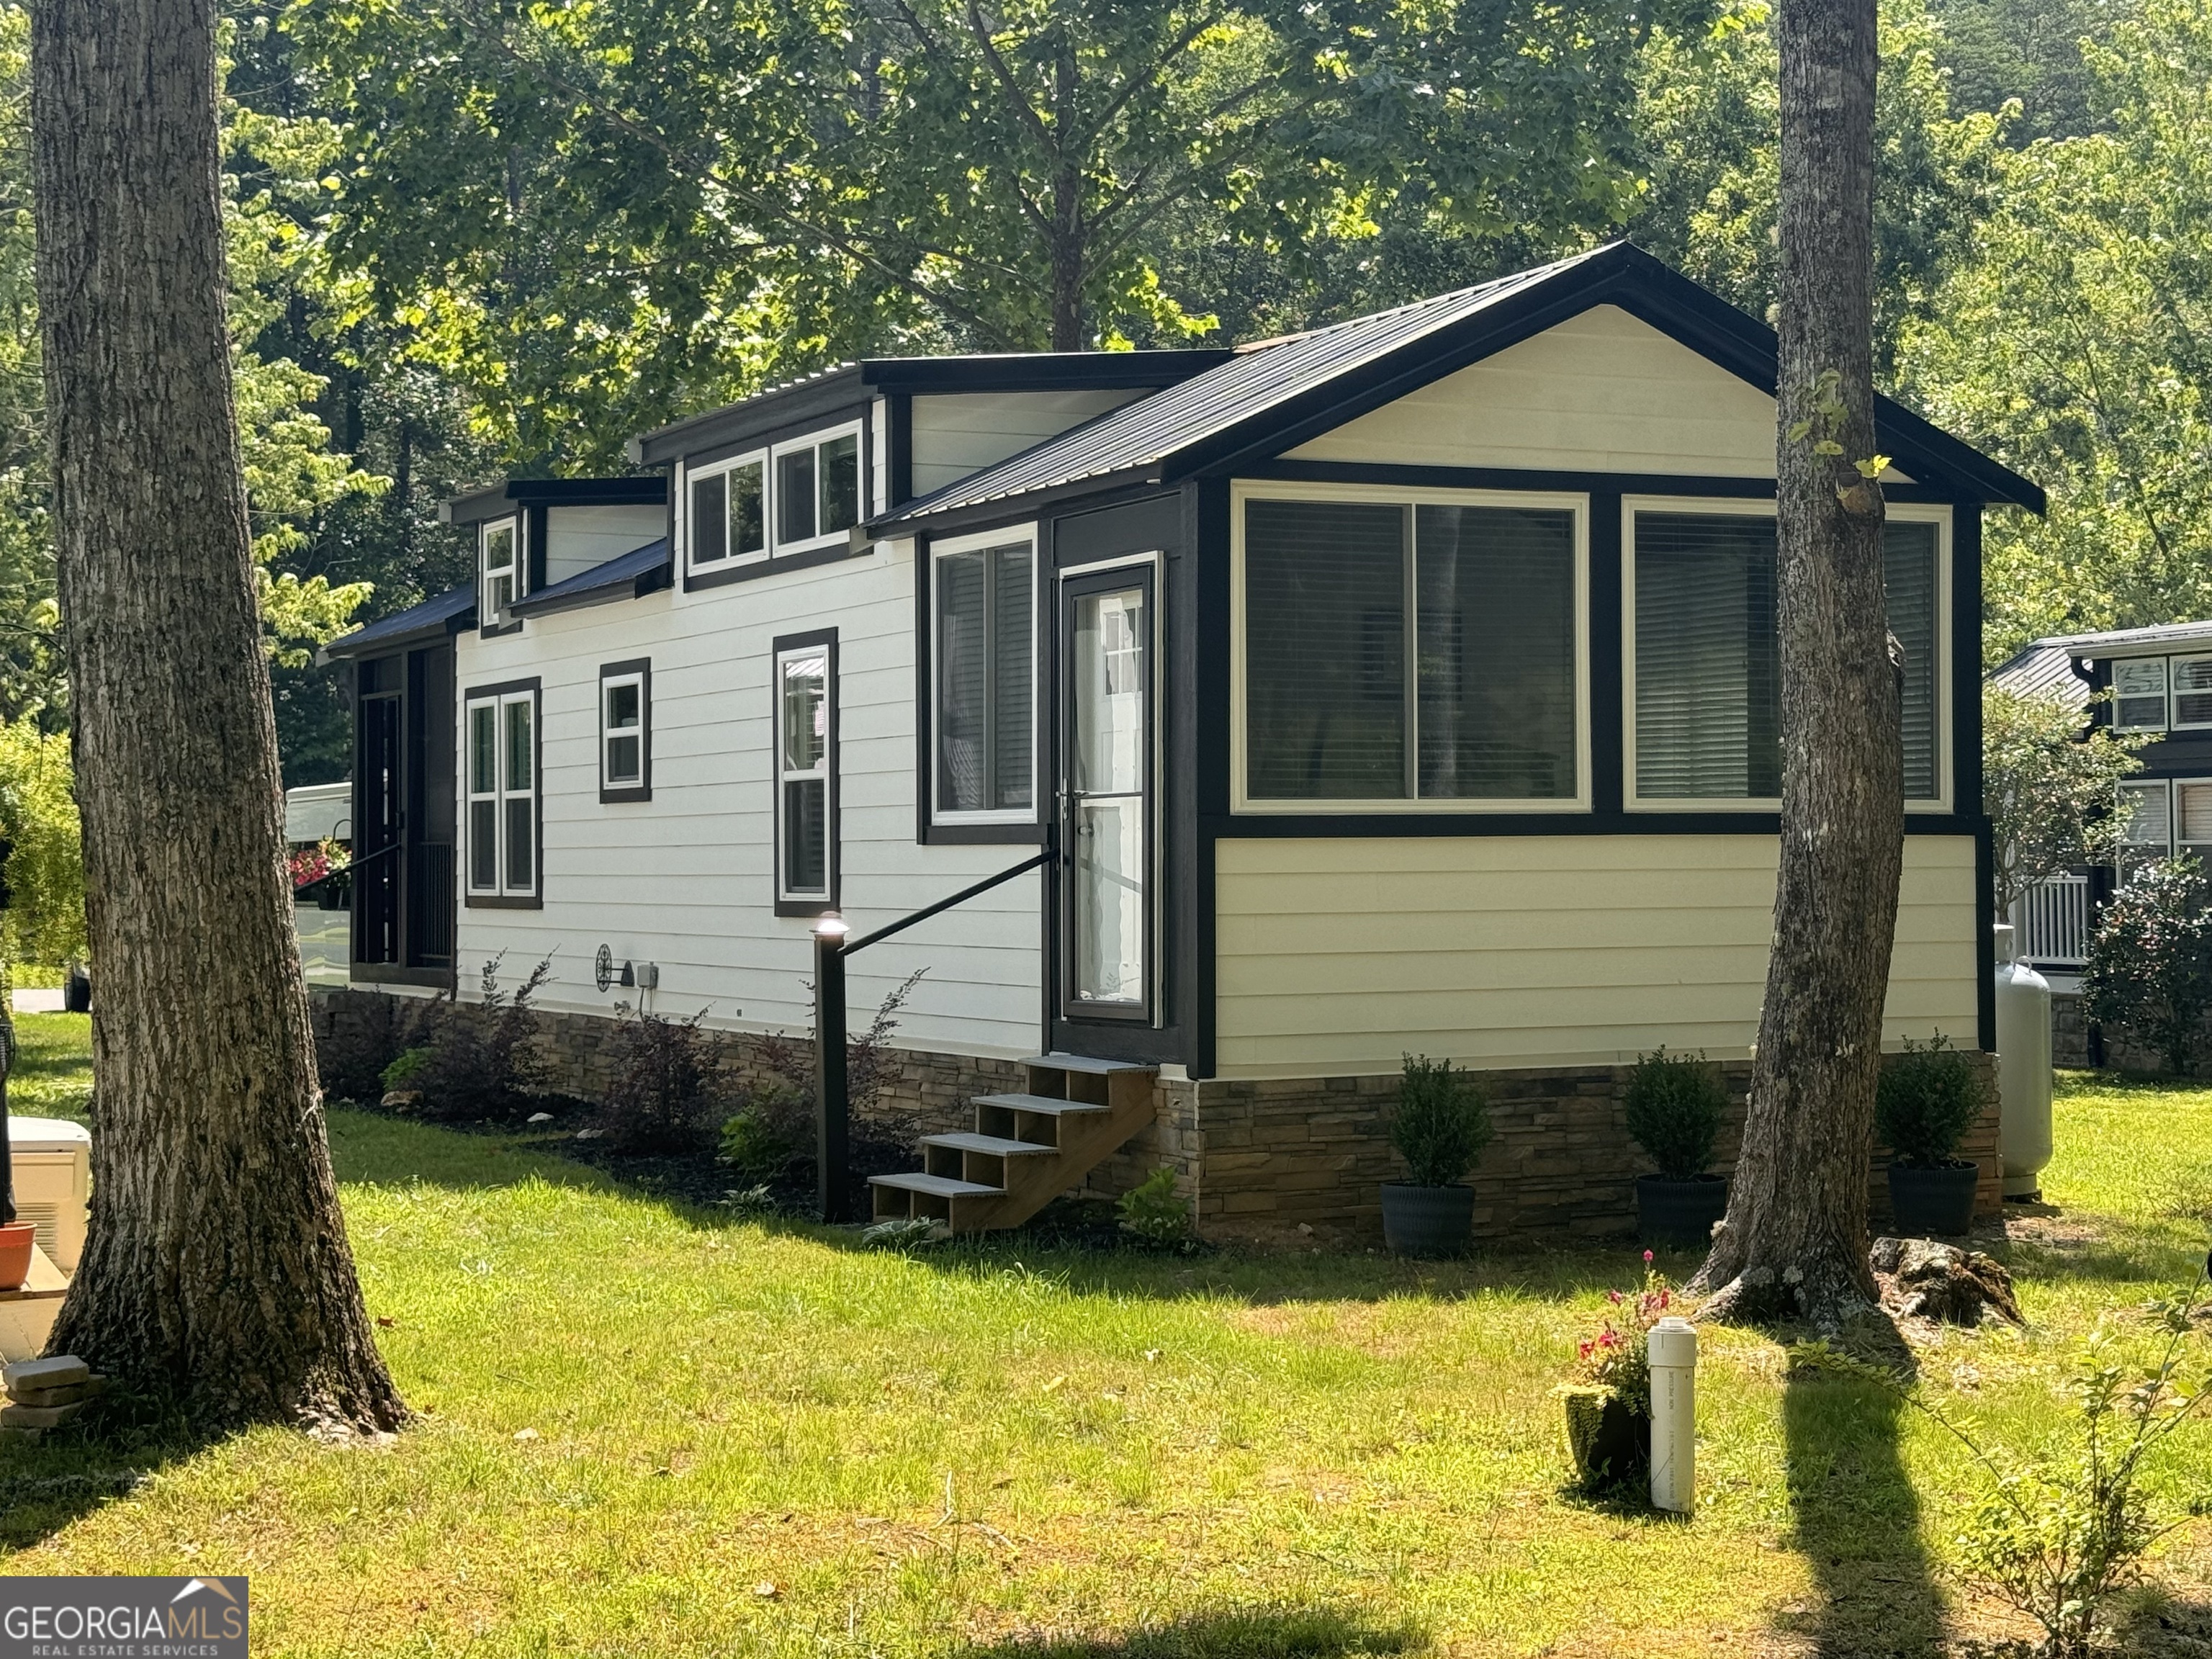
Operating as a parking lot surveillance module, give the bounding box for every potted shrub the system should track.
[1877,1033,1987,1236]
[1623,1048,1728,1247]
[1380,1054,1491,1256]
[1562,1251,1673,1491]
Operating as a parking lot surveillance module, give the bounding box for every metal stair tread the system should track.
[868,1171,1005,1198]
[1021,1053,1158,1075]
[920,1131,1059,1156]
[973,1092,1112,1116]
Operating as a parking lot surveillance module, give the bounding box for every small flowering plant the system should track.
[1572,1250,1676,1416]
[288,837,351,890]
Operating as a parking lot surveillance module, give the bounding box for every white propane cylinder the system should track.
[1648,1316,1697,1516]
[1992,922,2054,1200]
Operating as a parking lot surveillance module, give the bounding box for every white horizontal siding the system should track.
[451,539,1043,1058]
[542,503,665,585]
[910,390,1143,495]
[1213,833,1978,1077]
[1282,305,1917,481]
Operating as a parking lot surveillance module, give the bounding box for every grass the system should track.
[1,1051,2210,1656]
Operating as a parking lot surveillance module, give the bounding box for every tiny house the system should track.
[322,243,2038,1240]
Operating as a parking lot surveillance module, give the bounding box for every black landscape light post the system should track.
[813,914,850,1224]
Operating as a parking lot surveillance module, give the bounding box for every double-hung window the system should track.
[685,451,767,574]
[481,517,520,625]
[771,426,862,552]
[2117,777,2212,881]
[467,683,539,902]
[932,530,1035,824]
[2113,657,2170,731]
[2171,656,2212,728]
[1628,505,1946,804]
[600,660,650,803]
[1236,487,1585,808]
[773,634,836,909]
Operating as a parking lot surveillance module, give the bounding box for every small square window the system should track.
[599,662,650,801]
[769,424,863,552]
[686,454,766,571]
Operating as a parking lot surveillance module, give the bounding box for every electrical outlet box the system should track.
[637,963,660,991]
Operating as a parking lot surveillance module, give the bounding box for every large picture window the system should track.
[1629,508,1945,804]
[773,634,837,910]
[599,659,650,803]
[466,683,539,902]
[933,532,1035,822]
[1237,490,1583,807]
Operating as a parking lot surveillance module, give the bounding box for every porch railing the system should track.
[2011,873,2092,967]
[811,843,1058,1223]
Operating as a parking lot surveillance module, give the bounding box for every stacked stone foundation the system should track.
[312,986,2002,1248]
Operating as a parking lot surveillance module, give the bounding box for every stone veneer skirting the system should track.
[313,986,2003,1247]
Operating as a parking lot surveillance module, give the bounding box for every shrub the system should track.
[755,968,927,1120]
[314,992,429,1105]
[1389,1055,1491,1188]
[379,1046,429,1093]
[2082,855,2212,1074]
[719,1080,813,1182]
[595,1005,726,1154]
[1622,1048,1725,1181]
[1874,1032,1987,1167]
[1117,1166,1190,1245]
[410,953,554,1122]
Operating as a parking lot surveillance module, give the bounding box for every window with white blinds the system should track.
[2172,655,2212,728]
[1241,494,1581,805]
[934,536,1035,819]
[1631,511,1943,801]
[2119,778,2174,882]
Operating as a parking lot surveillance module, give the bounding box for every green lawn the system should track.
[2,1050,2211,1656]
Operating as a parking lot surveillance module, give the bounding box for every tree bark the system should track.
[31,0,405,1432]
[1690,0,1899,1329]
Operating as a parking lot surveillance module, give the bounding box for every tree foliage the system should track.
[0,712,81,967]
[2082,855,2212,1075]
[1983,683,2149,915]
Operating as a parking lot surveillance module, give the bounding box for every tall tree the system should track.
[31,0,405,1429]
[1690,0,1898,1326]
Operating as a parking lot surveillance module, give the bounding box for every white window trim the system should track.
[680,448,769,575]
[1228,479,1593,814]
[600,667,647,793]
[464,685,539,899]
[480,516,521,626]
[2170,653,2212,731]
[930,522,1040,827]
[770,420,866,557]
[774,642,834,904]
[1621,495,1955,814]
[2106,655,2170,732]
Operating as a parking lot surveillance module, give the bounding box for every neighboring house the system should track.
[1989,619,2212,989]
[320,242,2039,1240]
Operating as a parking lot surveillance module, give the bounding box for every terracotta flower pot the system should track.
[0,1222,35,1292]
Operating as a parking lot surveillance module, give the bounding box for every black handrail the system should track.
[812,840,1060,1222]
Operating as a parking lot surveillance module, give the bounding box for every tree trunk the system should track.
[31,0,405,1432]
[1048,39,1084,352]
[1690,0,1899,1329]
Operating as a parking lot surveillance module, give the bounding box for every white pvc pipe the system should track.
[1648,1316,1697,1515]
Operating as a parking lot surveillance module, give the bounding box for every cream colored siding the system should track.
[910,390,1145,495]
[542,503,666,585]
[451,538,1043,1059]
[1213,833,1977,1076]
[1282,305,1909,482]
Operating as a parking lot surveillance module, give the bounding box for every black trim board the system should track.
[351,963,456,992]
[1244,459,1969,505]
[771,628,840,918]
[598,657,652,804]
[444,475,663,527]
[1207,811,1982,837]
[462,676,544,911]
[685,540,866,592]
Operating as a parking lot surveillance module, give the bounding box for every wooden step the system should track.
[871,1172,1004,1199]
[1020,1054,1157,1075]
[972,1092,1110,1117]
[920,1132,1058,1157]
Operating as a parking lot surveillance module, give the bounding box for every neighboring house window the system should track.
[2118,777,2212,879]
[600,659,650,803]
[772,425,863,552]
[932,531,1035,822]
[1236,489,1584,809]
[773,632,837,910]
[685,450,767,572]
[466,682,539,902]
[2172,655,2212,729]
[1629,507,1945,804]
[481,516,520,624]
[2112,657,2168,731]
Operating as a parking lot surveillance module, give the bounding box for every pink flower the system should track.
[1607,1289,1623,1305]
[1578,1341,1593,1359]
[1659,1290,1671,1308]
[1643,1249,1655,1264]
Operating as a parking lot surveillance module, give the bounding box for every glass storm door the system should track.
[1064,570,1152,1016]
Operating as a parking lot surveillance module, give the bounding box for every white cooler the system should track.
[9,1115,89,1272]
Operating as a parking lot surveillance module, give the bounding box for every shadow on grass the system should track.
[0,1393,220,1551]
[1776,1319,1946,1659]
[951,1608,1424,1659]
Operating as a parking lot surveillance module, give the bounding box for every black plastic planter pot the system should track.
[1887,1160,1979,1236]
[1563,1389,1651,1491]
[1379,1182,1475,1256]
[1636,1174,1727,1248]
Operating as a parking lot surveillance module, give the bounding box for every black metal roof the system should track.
[440,475,666,528]
[509,539,671,618]
[863,243,2046,534]
[321,584,476,660]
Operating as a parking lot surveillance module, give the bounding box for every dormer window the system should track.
[686,451,766,573]
[481,517,519,621]
[771,426,861,552]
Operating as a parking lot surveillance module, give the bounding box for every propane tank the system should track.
[1992,922,2054,1200]
[1648,1316,1697,1516]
